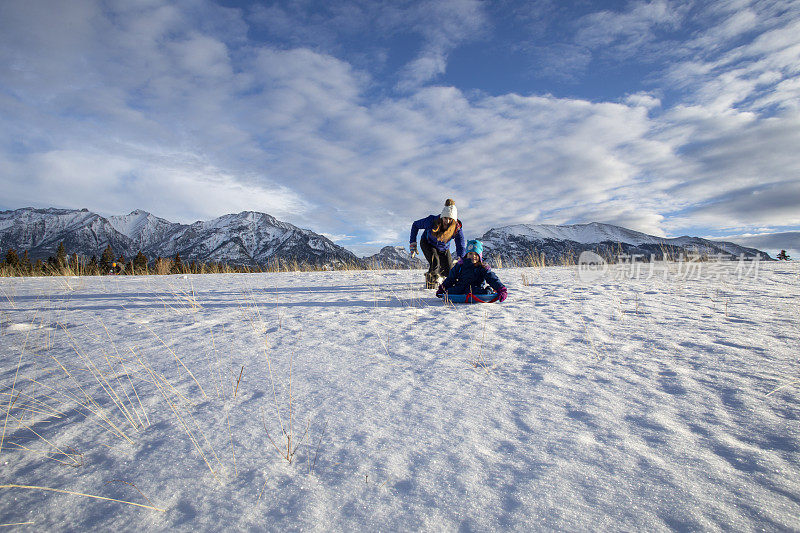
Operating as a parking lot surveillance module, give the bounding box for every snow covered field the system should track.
[1,262,799,531]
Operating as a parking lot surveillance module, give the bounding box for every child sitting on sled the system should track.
[436,240,507,302]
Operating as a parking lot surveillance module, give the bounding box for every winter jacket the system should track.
[410,215,466,258]
[440,259,505,295]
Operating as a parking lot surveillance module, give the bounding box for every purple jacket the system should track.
[410,215,466,258]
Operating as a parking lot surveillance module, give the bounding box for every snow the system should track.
[107,211,156,240]
[2,208,350,266]
[485,223,766,261]
[1,263,799,530]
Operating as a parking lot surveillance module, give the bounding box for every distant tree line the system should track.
[0,242,363,277]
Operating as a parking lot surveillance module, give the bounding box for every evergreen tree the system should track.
[89,255,98,274]
[5,249,19,267]
[56,242,67,268]
[172,252,183,274]
[21,250,31,274]
[100,245,114,273]
[133,251,148,273]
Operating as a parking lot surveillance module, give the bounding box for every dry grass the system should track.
[260,343,311,468]
[0,253,368,278]
[1,311,38,454]
[229,284,323,476]
[143,324,208,399]
[138,352,223,479]
[0,484,165,512]
[470,309,492,373]
[258,336,318,500]
[0,285,243,518]
[0,266,343,523]
[0,314,193,507]
[767,380,800,397]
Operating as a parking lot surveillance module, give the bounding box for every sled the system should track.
[438,292,500,304]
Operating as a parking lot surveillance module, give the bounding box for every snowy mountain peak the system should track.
[481,222,770,263]
[488,222,660,246]
[107,210,176,245]
[0,207,359,267]
[1,208,772,267]
[363,246,424,269]
[199,211,282,230]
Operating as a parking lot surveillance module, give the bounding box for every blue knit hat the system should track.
[466,239,483,258]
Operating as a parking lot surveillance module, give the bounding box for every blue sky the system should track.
[1,0,799,256]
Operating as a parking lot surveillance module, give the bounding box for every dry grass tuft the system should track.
[470,309,492,373]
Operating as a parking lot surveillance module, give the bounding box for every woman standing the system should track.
[410,199,466,288]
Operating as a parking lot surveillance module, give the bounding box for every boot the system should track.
[425,272,438,289]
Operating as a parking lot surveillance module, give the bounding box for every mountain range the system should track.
[0,208,770,268]
[0,208,359,267]
[480,222,770,263]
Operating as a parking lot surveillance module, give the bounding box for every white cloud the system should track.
[715,230,800,259]
[521,42,593,83]
[673,181,800,230]
[397,0,488,89]
[319,233,355,242]
[575,0,683,50]
[752,77,800,111]
[663,8,800,112]
[0,148,307,224]
[1,0,799,251]
[625,92,662,109]
[562,206,667,237]
[687,6,759,51]
[248,1,376,53]
[246,0,488,90]
[168,33,233,79]
[398,53,449,91]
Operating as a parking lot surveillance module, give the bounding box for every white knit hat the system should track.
[441,199,457,220]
